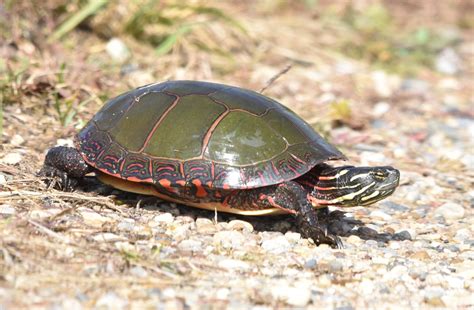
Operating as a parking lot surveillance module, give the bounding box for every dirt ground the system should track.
[1,1,473,309]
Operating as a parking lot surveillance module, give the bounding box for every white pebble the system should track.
[92,233,124,242]
[0,204,15,216]
[95,292,127,309]
[369,210,392,221]
[227,220,254,232]
[106,38,130,62]
[213,231,245,249]
[435,202,465,220]
[150,213,174,226]
[261,236,291,254]
[218,259,250,271]
[1,153,22,165]
[10,134,24,146]
[454,228,471,242]
[271,284,311,307]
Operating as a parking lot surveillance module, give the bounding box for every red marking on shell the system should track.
[159,179,171,188]
[127,176,153,183]
[222,184,230,190]
[289,153,306,164]
[176,180,186,186]
[192,179,208,198]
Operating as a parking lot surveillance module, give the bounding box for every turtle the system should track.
[40,80,400,247]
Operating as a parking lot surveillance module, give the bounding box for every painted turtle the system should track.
[41,80,400,247]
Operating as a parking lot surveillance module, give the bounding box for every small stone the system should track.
[106,38,130,62]
[261,236,291,254]
[329,260,344,273]
[271,284,311,307]
[1,153,22,165]
[92,233,125,242]
[78,207,110,227]
[400,79,429,93]
[177,239,202,252]
[195,218,216,234]
[10,134,24,146]
[410,250,430,261]
[372,101,391,117]
[117,219,136,232]
[150,213,174,226]
[304,258,317,269]
[129,266,148,278]
[95,291,127,309]
[227,220,254,232]
[218,259,250,271]
[346,235,362,245]
[284,232,301,243]
[454,228,471,242]
[369,210,392,221]
[213,230,245,249]
[435,47,462,75]
[424,288,446,307]
[380,201,410,214]
[393,230,412,241]
[384,265,408,281]
[0,204,15,216]
[30,208,62,219]
[435,202,465,220]
[0,174,6,185]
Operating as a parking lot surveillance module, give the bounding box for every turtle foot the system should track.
[38,164,79,191]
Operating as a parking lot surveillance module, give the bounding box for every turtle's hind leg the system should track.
[225,181,342,248]
[39,146,92,191]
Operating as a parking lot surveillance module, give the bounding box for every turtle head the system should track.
[310,165,400,207]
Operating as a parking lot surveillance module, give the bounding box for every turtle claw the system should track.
[38,165,78,192]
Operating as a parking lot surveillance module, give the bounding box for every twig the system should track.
[259,64,292,94]
[27,219,71,244]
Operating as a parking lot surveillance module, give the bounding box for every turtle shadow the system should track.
[78,177,408,245]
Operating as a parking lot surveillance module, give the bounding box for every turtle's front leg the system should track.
[225,181,342,248]
[39,146,92,191]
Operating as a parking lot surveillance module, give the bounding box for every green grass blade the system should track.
[49,0,109,42]
[155,24,194,56]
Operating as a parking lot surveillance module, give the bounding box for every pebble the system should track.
[329,260,344,273]
[1,153,22,165]
[435,202,465,220]
[435,47,462,75]
[106,38,130,62]
[30,208,62,219]
[218,259,250,271]
[346,235,363,245]
[10,134,24,146]
[261,235,291,254]
[271,284,311,307]
[0,204,15,216]
[393,230,412,241]
[454,228,471,242]
[177,239,203,252]
[213,231,245,249]
[92,233,125,242]
[372,101,391,117]
[95,291,128,309]
[400,79,430,93]
[78,207,110,227]
[380,201,410,214]
[195,218,216,234]
[129,266,148,278]
[304,258,317,269]
[227,220,254,233]
[369,210,392,221]
[150,213,174,226]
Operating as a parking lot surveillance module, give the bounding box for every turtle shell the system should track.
[76,80,346,190]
